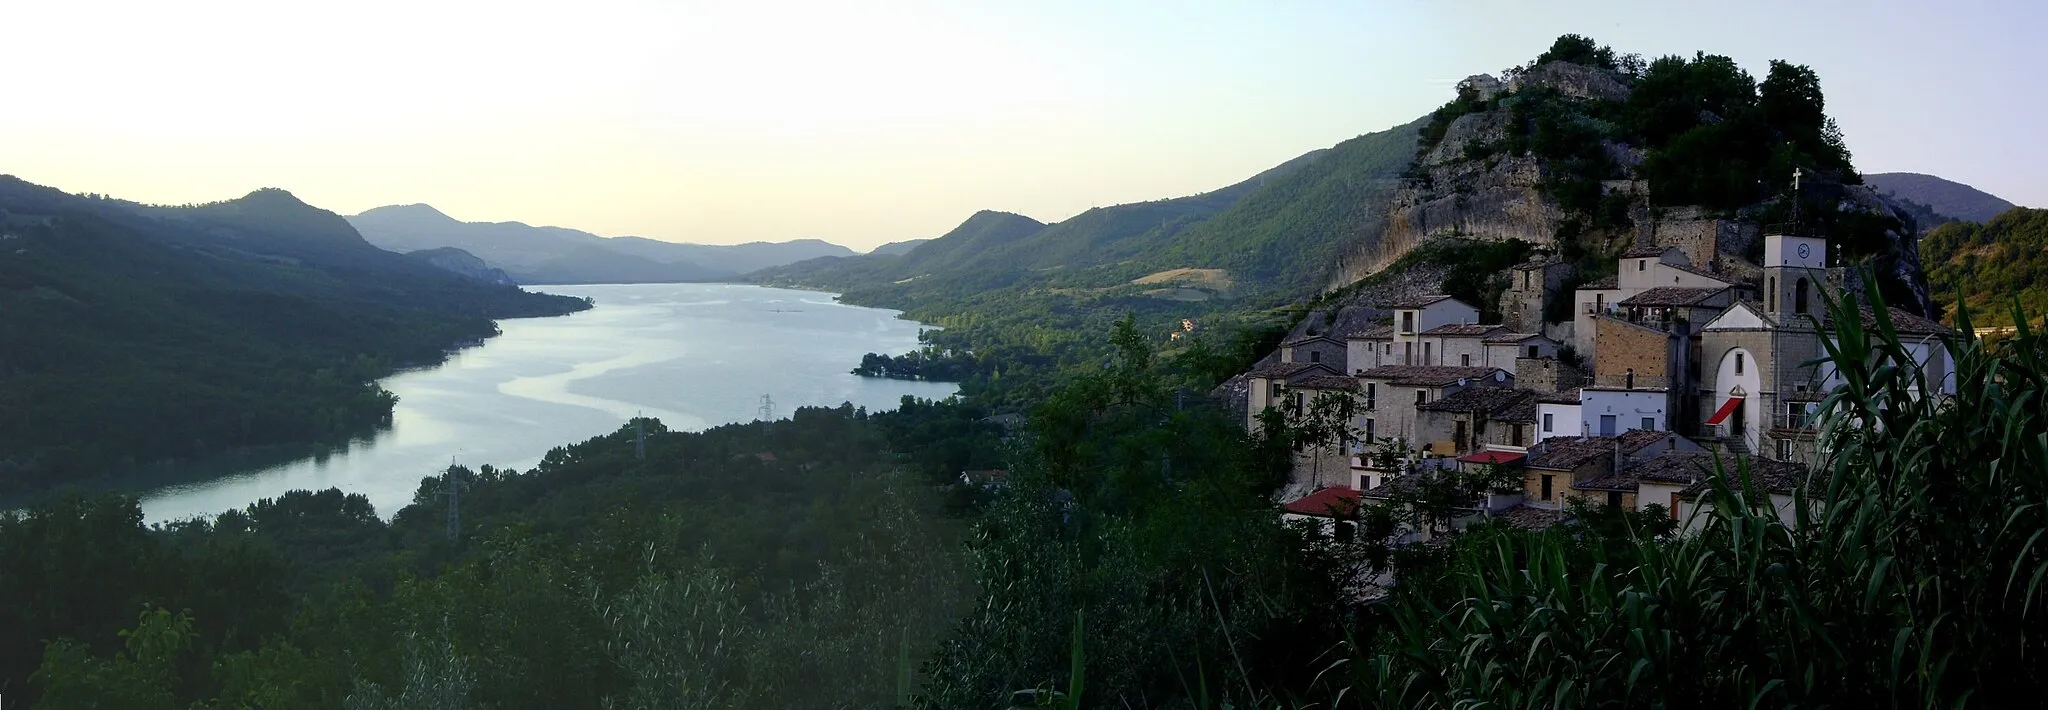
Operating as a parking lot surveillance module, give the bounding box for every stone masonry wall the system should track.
[1515,356,1583,392]
[1593,316,1672,388]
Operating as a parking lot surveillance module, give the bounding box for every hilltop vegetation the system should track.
[0,178,588,498]
[1922,207,2048,325]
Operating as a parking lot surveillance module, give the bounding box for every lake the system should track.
[136,283,957,523]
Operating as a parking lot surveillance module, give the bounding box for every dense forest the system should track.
[0,179,589,499]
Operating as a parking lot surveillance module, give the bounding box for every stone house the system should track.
[1390,295,1481,366]
[1504,257,1574,332]
[1675,456,1816,529]
[1523,430,1688,510]
[1353,365,1512,457]
[1574,245,1741,360]
[1277,333,1344,369]
[1242,361,1342,429]
[1415,387,1539,455]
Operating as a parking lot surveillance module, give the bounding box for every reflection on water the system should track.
[126,283,955,523]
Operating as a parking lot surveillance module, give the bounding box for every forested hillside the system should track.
[0,178,589,498]
[1922,207,2048,325]
[0,401,1000,708]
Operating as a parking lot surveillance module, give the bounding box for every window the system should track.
[1365,418,1376,442]
[1543,413,1554,433]
[1767,276,1777,312]
[1383,343,1390,354]
[1528,345,1540,359]
[1511,423,1524,446]
[1642,417,1655,431]
[1269,382,1282,401]
[1540,474,1554,501]
[1638,259,1646,271]
[1334,520,1355,542]
[1736,353,1745,375]
[1453,421,1468,451]
[1415,390,1427,405]
[1524,271,1531,289]
[1401,312,1414,333]
[1365,383,1377,409]
[1795,277,1810,315]
[1404,342,1413,364]
[1777,439,1794,459]
[1424,342,1434,365]
[1460,353,1470,366]
[1309,350,1321,363]
[1607,491,1623,508]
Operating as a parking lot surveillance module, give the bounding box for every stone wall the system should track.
[1515,356,1583,392]
[1593,316,1673,387]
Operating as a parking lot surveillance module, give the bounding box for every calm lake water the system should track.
[136,284,956,523]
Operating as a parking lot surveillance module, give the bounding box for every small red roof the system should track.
[1282,487,1361,518]
[1459,450,1527,465]
[1704,396,1744,426]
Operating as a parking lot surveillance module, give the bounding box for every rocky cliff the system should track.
[407,247,517,286]
[1334,41,1937,319]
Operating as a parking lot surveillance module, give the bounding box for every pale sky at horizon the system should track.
[3,0,2041,250]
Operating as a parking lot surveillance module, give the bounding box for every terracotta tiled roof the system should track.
[1536,389,1582,404]
[1282,486,1362,518]
[1513,257,1565,270]
[1584,276,1619,289]
[1616,429,1676,455]
[1356,365,1507,387]
[1392,294,1460,309]
[1526,437,1616,471]
[1619,287,1728,307]
[1491,395,1539,423]
[1420,323,1507,337]
[1665,262,1736,285]
[1292,374,1360,390]
[1676,457,1814,497]
[1622,244,1675,258]
[1497,504,1564,530]
[1347,324,1396,340]
[1246,361,1331,379]
[1482,331,1546,344]
[1279,333,1341,347]
[1417,386,1534,413]
[1860,306,1953,336]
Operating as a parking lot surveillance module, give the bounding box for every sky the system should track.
[2,0,2041,251]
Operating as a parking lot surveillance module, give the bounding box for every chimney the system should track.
[1625,369,1635,390]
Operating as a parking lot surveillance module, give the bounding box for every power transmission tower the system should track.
[759,394,775,422]
[439,457,465,544]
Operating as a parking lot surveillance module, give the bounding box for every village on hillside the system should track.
[1225,228,1957,563]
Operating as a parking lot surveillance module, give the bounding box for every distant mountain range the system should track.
[347,205,855,284]
[1865,172,2020,227]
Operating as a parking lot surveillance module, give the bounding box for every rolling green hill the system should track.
[1922,207,2048,326]
[0,178,589,498]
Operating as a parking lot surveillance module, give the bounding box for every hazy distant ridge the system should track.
[348,205,855,284]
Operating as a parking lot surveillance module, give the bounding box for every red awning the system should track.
[1705,396,1744,426]
[1458,450,1527,465]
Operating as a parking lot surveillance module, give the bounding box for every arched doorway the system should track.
[1712,347,1762,453]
